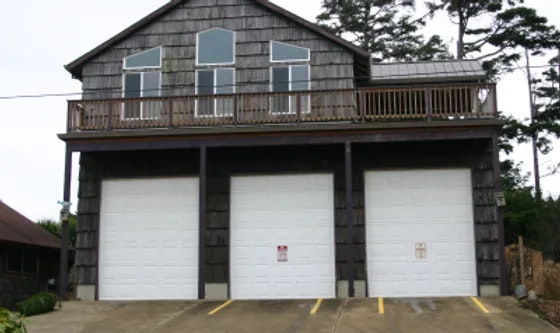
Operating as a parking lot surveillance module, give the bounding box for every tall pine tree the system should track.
[316,0,451,62]
[425,0,559,77]
[425,0,559,197]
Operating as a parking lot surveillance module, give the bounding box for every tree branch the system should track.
[475,47,508,61]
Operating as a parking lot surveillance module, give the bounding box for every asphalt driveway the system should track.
[26,297,558,333]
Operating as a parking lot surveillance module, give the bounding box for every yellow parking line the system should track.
[208,300,233,315]
[310,298,323,315]
[470,297,490,314]
[378,297,385,314]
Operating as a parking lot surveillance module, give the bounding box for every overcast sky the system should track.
[0,0,558,221]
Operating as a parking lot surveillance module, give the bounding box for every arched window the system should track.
[196,28,236,117]
[196,28,235,65]
[122,46,162,119]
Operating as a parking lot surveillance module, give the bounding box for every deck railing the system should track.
[66,83,497,132]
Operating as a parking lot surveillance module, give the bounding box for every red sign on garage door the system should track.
[277,245,288,262]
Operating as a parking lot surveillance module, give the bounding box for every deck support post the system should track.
[58,147,72,299]
[345,141,355,297]
[492,136,508,295]
[198,146,207,299]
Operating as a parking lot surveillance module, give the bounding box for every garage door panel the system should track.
[231,174,336,299]
[365,169,477,298]
[99,178,199,301]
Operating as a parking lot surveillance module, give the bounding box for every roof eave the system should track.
[64,0,184,80]
[368,75,488,85]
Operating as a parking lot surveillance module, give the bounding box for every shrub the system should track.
[0,308,26,333]
[15,292,57,317]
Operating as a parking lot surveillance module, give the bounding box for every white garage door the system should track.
[99,178,199,300]
[365,169,477,297]
[230,174,336,299]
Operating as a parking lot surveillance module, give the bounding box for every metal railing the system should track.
[66,83,497,132]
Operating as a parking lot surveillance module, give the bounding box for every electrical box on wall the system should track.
[495,192,506,207]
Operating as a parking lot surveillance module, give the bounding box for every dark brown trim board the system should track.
[345,141,355,297]
[58,147,72,298]
[198,146,207,299]
[64,125,502,154]
[493,136,507,295]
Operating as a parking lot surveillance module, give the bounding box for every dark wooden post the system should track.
[425,87,433,121]
[66,102,72,133]
[198,146,207,299]
[233,95,238,127]
[296,94,302,123]
[168,100,174,129]
[58,147,72,299]
[492,136,508,296]
[492,83,498,117]
[107,103,113,131]
[345,141,355,297]
[359,91,366,123]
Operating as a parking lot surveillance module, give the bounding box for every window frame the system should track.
[196,28,236,66]
[195,68,236,118]
[269,64,311,115]
[5,248,39,276]
[121,71,162,120]
[123,46,162,70]
[270,40,311,63]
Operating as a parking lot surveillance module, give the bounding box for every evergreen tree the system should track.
[425,0,559,77]
[507,55,560,197]
[317,0,451,62]
[524,58,560,155]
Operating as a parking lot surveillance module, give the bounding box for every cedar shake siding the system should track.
[75,139,500,290]
[80,0,355,100]
[0,245,59,309]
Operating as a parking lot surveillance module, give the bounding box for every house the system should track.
[59,0,506,301]
[0,201,60,308]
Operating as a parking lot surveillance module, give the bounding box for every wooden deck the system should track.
[67,83,497,132]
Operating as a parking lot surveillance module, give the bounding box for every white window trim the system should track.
[196,28,236,66]
[123,46,162,70]
[270,40,311,63]
[269,65,311,115]
[195,68,236,118]
[121,71,162,120]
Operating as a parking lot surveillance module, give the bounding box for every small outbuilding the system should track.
[0,200,60,308]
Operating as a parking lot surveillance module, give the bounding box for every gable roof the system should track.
[65,0,369,80]
[370,60,487,84]
[0,201,61,249]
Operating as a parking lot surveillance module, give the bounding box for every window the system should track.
[197,28,235,65]
[123,72,162,119]
[269,41,311,114]
[124,46,161,69]
[270,41,310,62]
[270,65,310,114]
[6,249,38,274]
[195,28,236,117]
[196,68,235,117]
[122,47,162,119]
